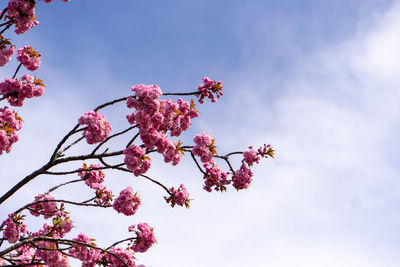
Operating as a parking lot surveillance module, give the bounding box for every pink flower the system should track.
[0,75,44,107]
[203,161,230,192]
[94,187,113,206]
[17,46,41,71]
[29,193,58,219]
[113,186,141,216]
[1,213,26,243]
[0,107,22,155]
[164,184,190,208]
[78,111,112,144]
[192,133,216,163]
[78,163,105,189]
[104,247,136,267]
[196,77,223,103]
[232,163,253,190]
[0,42,15,67]
[7,0,39,34]
[129,223,157,253]
[36,241,69,267]
[243,146,260,166]
[69,233,101,265]
[124,145,152,176]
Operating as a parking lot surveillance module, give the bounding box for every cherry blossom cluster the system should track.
[164,184,190,208]
[105,247,136,267]
[78,163,105,189]
[0,246,35,265]
[0,37,15,67]
[113,186,141,216]
[192,136,274,192]
[232,163,253,190]
[197,77,223,103]
[203,161,230,192]
[36,241,69,267]
[32,204,73,238]
[78,111,112,144]
[129,223,157,253]
[77,163,114,206]
[232,145,274,190]
[124,144,152,176]
[94,187,113,206]
[126,84,199,166]
[1,213,26,243]
[29,193,58,219]
[16,46,41,71]
[7,0,38,34]
[69,233,101,266]
[0,106,22,155]
[5,0,69,35]
[0,75,45,106]
[192,132,216,163]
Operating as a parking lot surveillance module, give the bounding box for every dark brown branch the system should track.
[0,21,13,35]
[57,136,85,156]
[0,236,130,267]
[162,91,200,96]
[93,96,129,112]
[50,124,80,162]
[53,150,125,165]
[140,174,171,194]
[44,164,124,176]
[106,237,136,250]
[12,63,22,79]
[125,132,140,148]
[189,151,206,175]
[0,162,53,205]
[0,8,8,21]
[15,198,111,214]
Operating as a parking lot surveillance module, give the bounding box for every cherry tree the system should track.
[0,0,274,266]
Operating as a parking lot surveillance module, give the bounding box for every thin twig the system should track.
[12,63,22,79]
[162,91,200,96]
[140,174,171,194]
[92,125,138,155]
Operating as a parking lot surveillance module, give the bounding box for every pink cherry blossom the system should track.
[113,186,141,216]
[196,77,223,103]
[29,193,58,219]
[192,133,216,163]
[0,106,22,155]
[0,75,44,107]
[17,46,41,71]
[104,247,136,267]
[129,223,157,253]
[203,161,230,192]
[36,241,69,267]
[78,163,105,189]
[243,146,260,166]
[69,233,102,265]
[1,213,26,243]
[164,184,190,208]
[7,0,39,34]
[124,144,151,176]
[94,187,113,206]
[232,163,253,190]
[0,44,15,67]
[78,111,112,144]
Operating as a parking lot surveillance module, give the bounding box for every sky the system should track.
[1,0,400,266]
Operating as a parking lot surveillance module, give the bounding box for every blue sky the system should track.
[1,0,400,266]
